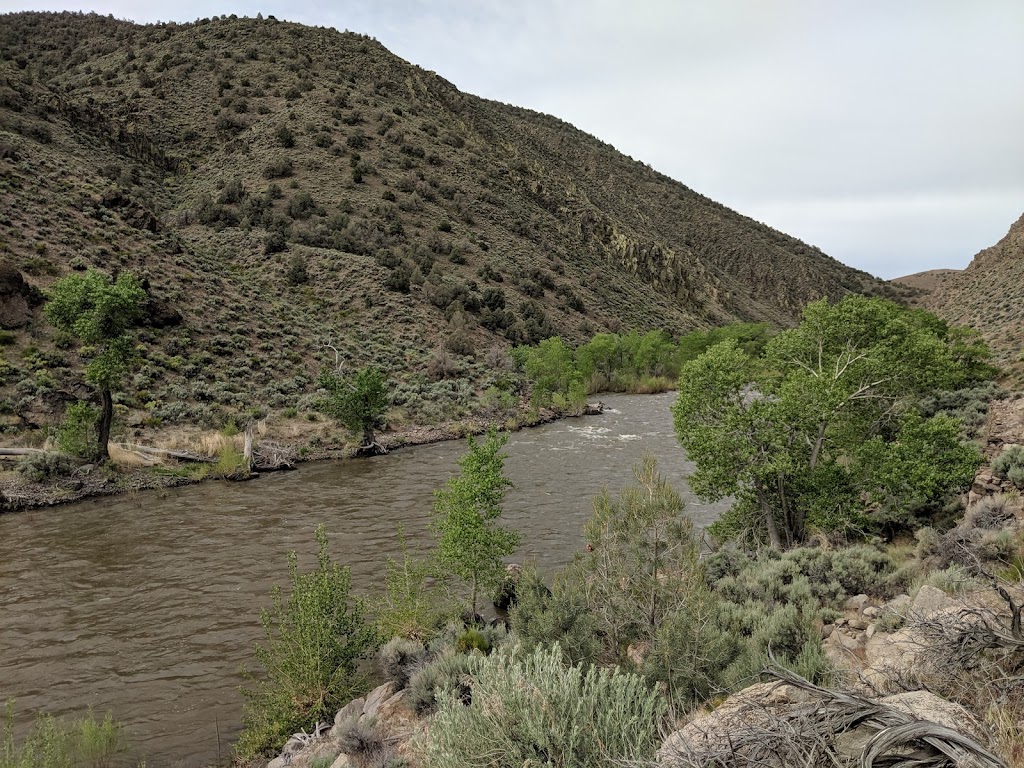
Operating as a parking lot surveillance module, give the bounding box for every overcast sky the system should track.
[4,1,1023,278]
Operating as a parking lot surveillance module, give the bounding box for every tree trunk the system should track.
[97,388,113,463]
[755,478,784,550]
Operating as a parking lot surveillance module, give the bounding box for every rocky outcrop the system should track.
[658,673,996,767]
[265,681,420,768]
[0,261,43,329]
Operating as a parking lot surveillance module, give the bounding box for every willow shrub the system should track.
[236,525,378,760]
[416,643,666,768]
[1,702,124,768]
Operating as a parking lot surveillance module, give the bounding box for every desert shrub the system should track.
[236,526,377,760]
[335,717,383,757]
[993,445,1024,489]
[379,637,428,689]
[415,643,666,768]
[406,649,476,716]
[912,563,984,595]
[455,628,490,654]
[1,701,125,768]
[57,401,99,458]
[263,156,293,178]
[17,452,76,482]
[264,230,287,255]
[285,254,309,285]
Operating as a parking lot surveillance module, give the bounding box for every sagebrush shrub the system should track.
[415,644,666,768]
[993,445,1024,489]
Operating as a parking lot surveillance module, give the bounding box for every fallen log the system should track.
[118,444,216,463]
[0,448,47,456]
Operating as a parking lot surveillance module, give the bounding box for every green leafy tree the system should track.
[237,525,377,760]
[320,365,390,449]
[44,269,146,462]
[433,430,521,616]
[673,296,990,549]
[565,454,728,703]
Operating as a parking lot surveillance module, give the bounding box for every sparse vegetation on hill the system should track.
[898,213,1024,384]
[0,10,902,450]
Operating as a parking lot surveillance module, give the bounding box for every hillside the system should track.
[898,213,1024,383]
[0,11,898,440]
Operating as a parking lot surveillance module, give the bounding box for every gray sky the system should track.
[4,1,1023,278]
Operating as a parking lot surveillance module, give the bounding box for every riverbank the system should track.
[0,404,583,514]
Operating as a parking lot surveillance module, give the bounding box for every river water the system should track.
[0,392,726,766]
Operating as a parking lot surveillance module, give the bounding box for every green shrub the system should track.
[1,701,125,768]
[17,452,76,483]
[236,526,377,760]
[415,643,666,768]
[57,401,99,459]
[372,527,452,641]
[993,445,1024,489]
[455,628,490,654]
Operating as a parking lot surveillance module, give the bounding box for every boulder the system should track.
[360,681,397,724]
[332,696,365,731]
[0,262,43,329]
[844,594,869,613]
[910,585,953,619]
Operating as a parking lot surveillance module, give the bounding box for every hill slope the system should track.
[0,12,896,438]
[897,213,1024,382]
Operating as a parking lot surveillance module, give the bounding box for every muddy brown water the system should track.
[0,393,726,766]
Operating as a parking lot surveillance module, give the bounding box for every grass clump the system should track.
[415,643,666,768]
[236,525,378,761]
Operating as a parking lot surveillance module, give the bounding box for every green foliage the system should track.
[674,296,993,549]
[44,269,146,461]
[433,430,520,615]
[17,452,76,482]
[320,366,390,447]
[856,411,982,528]
[1,701,125,768]
[455,628,490,654]
[677,322,774,364]
[373,526,452,641]
[993,445,1024,489]
[236,525,377,760]
[56,401,99,458]
[416,643,666,768]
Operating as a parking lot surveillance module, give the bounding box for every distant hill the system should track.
[898,213,1024,382]
[0,11,898,437]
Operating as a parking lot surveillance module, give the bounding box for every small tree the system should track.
[44,269,146,462]
[320,365,390,450]
[236,525,377,760]
[433,430,520,616]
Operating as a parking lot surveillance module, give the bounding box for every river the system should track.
[0,392,726,766]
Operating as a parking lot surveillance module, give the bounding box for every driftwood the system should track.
[119,444,216,463]
[659,664,1006,768]
[0,448,46,457]
[252,441,297,471]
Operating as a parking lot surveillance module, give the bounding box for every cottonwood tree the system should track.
[433,429,520,616]
[673,296,987,549]
[320,363,390,453]
[45,269,146,462]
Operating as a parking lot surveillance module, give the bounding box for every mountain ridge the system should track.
[0,11,900,437]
